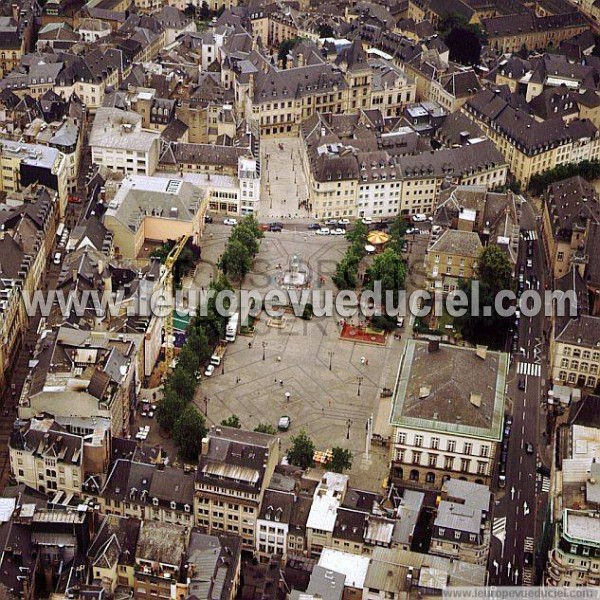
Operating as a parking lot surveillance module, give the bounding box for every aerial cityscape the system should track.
[0,0,599,597]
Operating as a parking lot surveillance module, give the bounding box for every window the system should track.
[397,432,406,444]
[461,458,470,472]
[444,456,454,470]
[480,445,490,457]
[454,531,461,540]
[428,454,437,467]
[414,435,423,447]
[431,437,440,449]
[464,443,473,455]
[439,528,445,536]
[412,451,421,464]
[447,440,456,452]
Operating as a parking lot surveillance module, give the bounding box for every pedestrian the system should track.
[365,358,369,366]
[248,342,252,349]
[279,379,283,386]
[360,356,365,365]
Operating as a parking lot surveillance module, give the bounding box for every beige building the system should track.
[390,340,507,488]
[9,415,111,496]
[102,175,207,261]
[430,479,491,566]
[425,230,482,295]
[195,427,279,551]
[551,316,600,390]
[463,88,600,188]
[18,327,143,438]
[541,176,600,281]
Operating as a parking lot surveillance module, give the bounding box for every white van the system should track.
[53,252,62,265]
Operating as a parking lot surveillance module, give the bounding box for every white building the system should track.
[90,108,161,176]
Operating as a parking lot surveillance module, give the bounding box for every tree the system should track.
[287,430,315,469]
[219,238,252,281]
[230,223,260,257]
[346,220,368,246]
[199,0,209,19]
[176,346,199,375]
[198,274,233,341]
[456,245,515,348]
[254,423,277,434]
[327,447,353,473]
[444,26,481,66]
[367,248,406,301]
[239,215,264,241]
[221,414,242,428]
[173,405,207,461]
[318,23,334,38]
[388,216,408,254]
[187,327,212,364]
[301,302,313,320]
[164,366,197,403]
[156,390,186,433]
[278,38,300,68]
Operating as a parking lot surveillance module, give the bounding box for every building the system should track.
[306,472,349,557]
[87,514,141,594]
[100,459,195,527]
[425,229,483,295]
[18,326,144,438]
[0,139,68,215]
[300,112,507,219]
[0,17,26,78]
[482,12,587,54]
[133,521,188,600]
[547,396,600,586]
[551,316,600,390]
[390,339,507,488]
[463,88,600,187]
[102,175,207,260]
[430,479,491,565]
[9,415,111,496]
[90,108,161,176]
[541,176,600,281]
[256,489,294,561]
[195,426,279,550]
[362,545,487,599]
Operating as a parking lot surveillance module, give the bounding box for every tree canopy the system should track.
[221,414,242,428]
[456,245,514,348]
[173,405,207,462]
[327,447,353,473]
[287,430,315,469]
[254,423,277,435]
[367,248,406,301]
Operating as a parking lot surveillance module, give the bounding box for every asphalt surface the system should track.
[487,199,551,586]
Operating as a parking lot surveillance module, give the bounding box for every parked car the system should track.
[278,416,291,430]
[67,195,81,204]
[518,379,526,391]
[526,258,533,268]
[412,213,427,222]
[498,463,507,488]
[316,228,330,235]
[524,552,533,567]
[331,228,345,235]
[204,364,215,377]
[504,414,513,437]
[268,222,283,232]
[325,219,339,226]
[204,214,213,223]
[338,218,350,225]
[53,252,62,265]
[223,218,238,226]
[526,442,534,455]
[307,223,321,230]
[361,217,372,224]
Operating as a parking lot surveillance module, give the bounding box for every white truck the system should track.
[210,342,227,366]
[225,313,239,342]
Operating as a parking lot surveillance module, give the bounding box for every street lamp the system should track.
[346,418,353,439]
[222,356,225,375]
[328,351,334,371]
[262,341,267,361]
[357,376,363,397]
[204,396,209,417]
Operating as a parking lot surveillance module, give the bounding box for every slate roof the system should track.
[428,229,483,257]
[555,316,600,348]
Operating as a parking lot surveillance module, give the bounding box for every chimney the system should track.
[201,437,209,455]
[428,339,440,353]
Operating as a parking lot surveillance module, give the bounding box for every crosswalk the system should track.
[522,230,538,241]
[524,537,535,552]
[492,517,507,544]
[541,476,551,493]
[517,361,542,377]
[522,567,534,586]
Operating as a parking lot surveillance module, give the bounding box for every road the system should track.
[488,199,551,586]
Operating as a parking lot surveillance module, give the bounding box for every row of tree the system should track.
[528,159,600,196]
[219,216,264,282]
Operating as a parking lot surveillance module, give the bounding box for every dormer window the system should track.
[152,497,159,506]
[170,501,176,510]
[184,504,190,513]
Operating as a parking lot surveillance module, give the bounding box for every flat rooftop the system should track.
[391,340,507,440]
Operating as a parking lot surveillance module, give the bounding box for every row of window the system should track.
[396,433,490,456]
[394,450,488,474]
